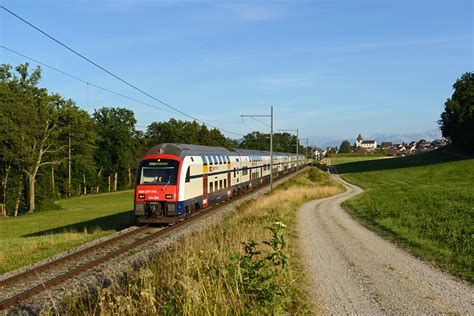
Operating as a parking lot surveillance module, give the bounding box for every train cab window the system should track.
[219,180,223,190]
[137,159,179,185]
[210,182,213,193]
[185,167,190,183]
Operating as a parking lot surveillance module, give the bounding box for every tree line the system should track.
[0,63,306,217]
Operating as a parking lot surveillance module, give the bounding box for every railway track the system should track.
[0,169,305,311]
[0,205,220,310]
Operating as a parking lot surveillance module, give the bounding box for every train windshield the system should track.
[136,159,179,185]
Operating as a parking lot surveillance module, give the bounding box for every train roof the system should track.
[143,143,304,160]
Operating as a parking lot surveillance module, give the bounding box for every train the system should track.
[134,143,306,223]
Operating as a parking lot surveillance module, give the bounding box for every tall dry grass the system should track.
[60,168,344,315]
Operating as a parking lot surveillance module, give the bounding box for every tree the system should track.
[0,63,64,214]
[57,100,97,196]
[439,72,474,151]
[94,107,136,191]
[145,119,232,148]
[339,140,352,153]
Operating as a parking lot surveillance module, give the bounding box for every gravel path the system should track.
[298,175,474,314]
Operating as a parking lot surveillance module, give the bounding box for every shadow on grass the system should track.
[335,148,473,174]
[23,210,135,237]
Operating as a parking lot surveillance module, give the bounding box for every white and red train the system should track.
[134,143,306,223]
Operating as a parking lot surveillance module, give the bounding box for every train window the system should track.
[210,182,213,193]
[191,157,194,162]
[236,158,239,162]
[185,167,190,183]
[233,168,236,178]
[224,179,227,188]
[202,156,208,166]
[218,156,222,164]
[215,180,219,190]
[209,156,214,165]
[219,180,223,190]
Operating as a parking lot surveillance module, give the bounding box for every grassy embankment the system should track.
[60,168,344,315]
[332,150,474,282]
[0,191,134,275]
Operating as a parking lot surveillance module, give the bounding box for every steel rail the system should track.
[0,166,306,310]
[0,225,150,289]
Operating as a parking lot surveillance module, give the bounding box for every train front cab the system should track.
[134,155,184,223]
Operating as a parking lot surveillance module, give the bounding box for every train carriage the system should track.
[134,143,305,224]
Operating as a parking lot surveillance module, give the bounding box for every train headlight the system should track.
[165,194,173,199]
[138,194,145,199]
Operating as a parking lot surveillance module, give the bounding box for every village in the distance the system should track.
[315,134,449,159]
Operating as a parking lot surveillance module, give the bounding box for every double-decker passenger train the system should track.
[134,143,306,223]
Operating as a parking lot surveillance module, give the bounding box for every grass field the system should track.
[60,169,345,315]
[0,191,134,275]
[332,150,474,282]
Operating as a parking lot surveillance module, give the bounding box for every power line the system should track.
[1,45,247,133]
[0,5,244,137]
[0,45,177,115]
[248,116,271,128]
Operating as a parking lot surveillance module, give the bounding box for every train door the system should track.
[249,164,252,189]
[227,171,231,199]
[203,176,208,207]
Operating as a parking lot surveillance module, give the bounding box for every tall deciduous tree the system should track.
[58,100,97,196]
[0,63,63,213]
[94,107,136,191]
[439,72,474,151]
[339,140,352,153]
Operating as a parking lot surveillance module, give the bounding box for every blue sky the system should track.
[1,0,472,146]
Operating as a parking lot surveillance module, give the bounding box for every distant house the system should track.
[355,134,377,151]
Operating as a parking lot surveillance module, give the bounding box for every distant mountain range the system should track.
[312,129,443,149]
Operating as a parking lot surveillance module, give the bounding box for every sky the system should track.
[0,0,472,146]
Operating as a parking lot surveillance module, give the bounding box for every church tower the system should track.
[356,134,363,147]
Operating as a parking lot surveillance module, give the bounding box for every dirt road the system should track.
[297,175,473,314]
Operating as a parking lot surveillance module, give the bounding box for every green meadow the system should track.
[0,191,134,275]
[332,150,474,282]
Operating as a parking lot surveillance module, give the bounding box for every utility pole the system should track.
[241,106,274,193]
[306,138,309,158]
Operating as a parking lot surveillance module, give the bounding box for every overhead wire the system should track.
[248,116,271,128]
[0,5,245,137]
[1,45,247,132]
[0,45,179,116]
